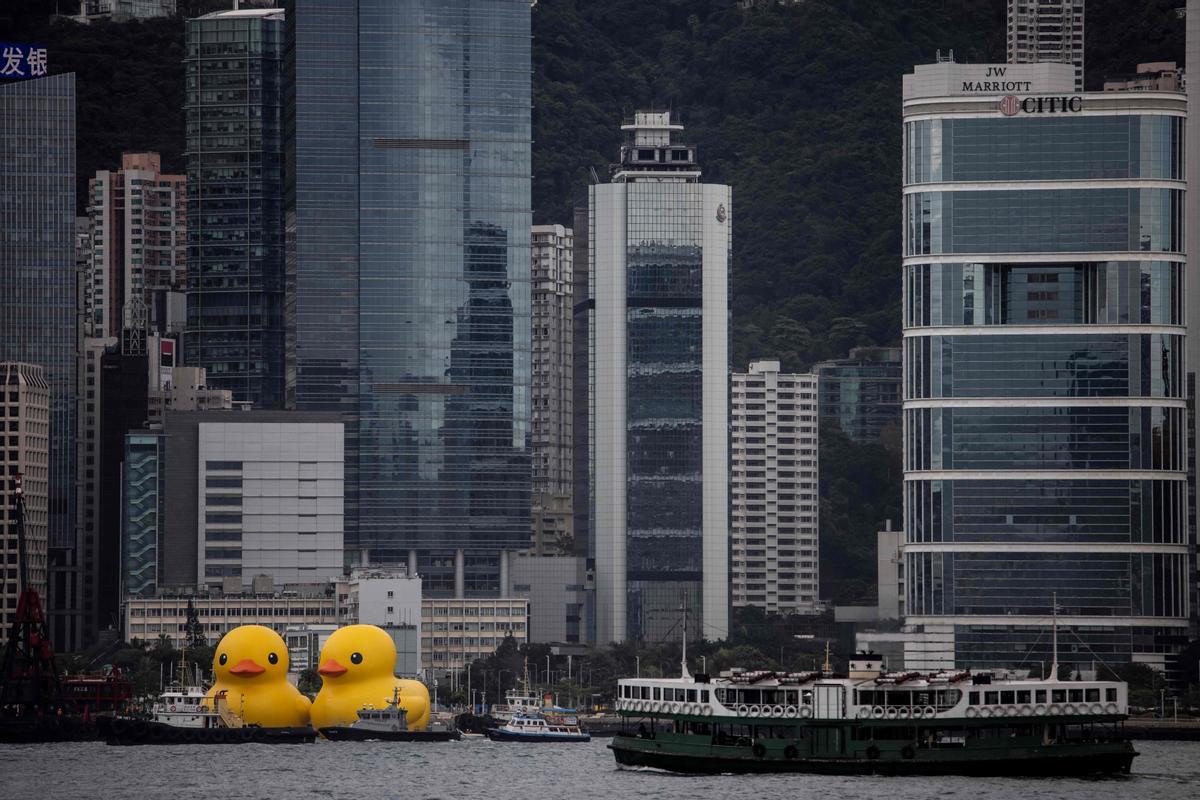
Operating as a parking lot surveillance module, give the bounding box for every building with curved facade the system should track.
[901,61,1189,671]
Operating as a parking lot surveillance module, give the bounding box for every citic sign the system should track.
[999,95,1083,116]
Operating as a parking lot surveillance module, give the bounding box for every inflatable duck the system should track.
[311,624,430,731]
[205,625,311,728]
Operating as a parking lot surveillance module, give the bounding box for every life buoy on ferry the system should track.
[872,706,885,719]
[1105,702,1119,714]
[785,706,799,718]
[923,706,936,718]
[752,742,767,759]
[1003,705,1017,717]
[1062,703,1076,715]
[1048,704,1062,716]
[1034,704,1047,715]
[749,705,761,716]
[885,707,899,719]
[1090,703,1103,715]
[965,707,979,718]
[169,705,177,712]
[1019,705,1032,716]
[703,705,713,716]
[737,704,749,716]
[979,707,993,718]
[773,705,785,718]
[898,707,912,719]
[799,706,813,719]
[856,708,869,720]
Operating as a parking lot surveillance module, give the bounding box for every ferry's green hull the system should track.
[609,718,1137,776]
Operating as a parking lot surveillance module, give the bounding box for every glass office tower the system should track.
[0,74,77,551]
[590,112,730,644]
[186,8,286,408]
[902,62,1190,671]
[284,0,531,595]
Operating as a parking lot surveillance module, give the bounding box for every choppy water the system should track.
[0,739,1195,800]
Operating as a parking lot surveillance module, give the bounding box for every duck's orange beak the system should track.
[229,658,265,676]
[319,658,347,677]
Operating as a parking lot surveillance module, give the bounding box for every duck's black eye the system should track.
[219,654,228,666]
[268,652,279,665]
[350,652,363,665]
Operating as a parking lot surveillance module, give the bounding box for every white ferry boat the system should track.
[609,652,1135,775]
[486,712,591,743]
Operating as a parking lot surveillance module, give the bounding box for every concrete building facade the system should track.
[421,597,529,673]
[0,364,50,631]
[730,360,820,615]
[589,111,730,644]
[1007,0,1085,92]
[507,554,591,643]
[87,152,186,339]
[530,224,574,555]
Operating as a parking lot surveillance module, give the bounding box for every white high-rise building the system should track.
[589,111,730,644]
[1007,0,1085,92]
[731,360,820,615]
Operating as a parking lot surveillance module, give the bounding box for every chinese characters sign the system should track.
[0,43,48,79]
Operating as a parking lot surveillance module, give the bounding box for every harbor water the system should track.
[0,739,1196,800]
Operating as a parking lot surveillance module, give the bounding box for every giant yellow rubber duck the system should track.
[205,625,311,728]
[311,624,430,731]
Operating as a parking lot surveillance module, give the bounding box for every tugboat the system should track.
[99,687,317,746]
[608,605,1137,776]
[320,688,461,742]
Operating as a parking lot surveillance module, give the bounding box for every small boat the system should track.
[320,688,461,742]
[100,682,316,746]
[486,712,591,743]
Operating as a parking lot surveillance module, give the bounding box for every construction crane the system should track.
[0,473,67,714]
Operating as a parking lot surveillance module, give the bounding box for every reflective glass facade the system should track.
[590,113,729,644]
[122,432,164,597]
[185,10,286,408]
[0,74,77,550]
[902,91,1189,668]
[285,0,531,593]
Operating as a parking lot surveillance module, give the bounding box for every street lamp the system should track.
[700,655,706,674]
[636,655,641,678]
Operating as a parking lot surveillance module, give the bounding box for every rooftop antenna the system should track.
[822,641,832,674]
[1048,592,1059,681]
[679,594,691,680]
[589,166,601,184]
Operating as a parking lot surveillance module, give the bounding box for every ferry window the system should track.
[1068,690,1083,703]
[1016,691,1031,704]
[653,687,661,700]
[969,691,979,705]
[1085,689,1100,702]
[1106,689,1117,702]
[1052,690,1066,703]
[641,687,649,700]
[1000,691,1015,705]
[984,691,999,705]
[688,690,697,702]
[700,690,709,703]
[1036,690,1047,703]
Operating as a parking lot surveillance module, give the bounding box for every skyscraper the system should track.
[185,7,286,409]
[812,346,902,444]
[590,111,730,644]
[284,0,532,595]
[731,360,820,615]
[0,363,50,632]
[1007,0,1085,92]
[0,73,77,554]
[87,153,186,341]
[902,60,1189,671]
[530,224,573,555]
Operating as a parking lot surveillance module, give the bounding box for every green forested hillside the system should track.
[2,0,1187,604]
